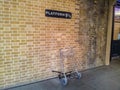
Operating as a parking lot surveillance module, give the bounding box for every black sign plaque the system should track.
[45,9,72,19]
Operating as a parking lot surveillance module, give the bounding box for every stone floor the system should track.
[6,59,120,90]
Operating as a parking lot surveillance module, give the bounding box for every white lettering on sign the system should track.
[45,9,72,19]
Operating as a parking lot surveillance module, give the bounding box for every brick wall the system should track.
[0,0,109,89]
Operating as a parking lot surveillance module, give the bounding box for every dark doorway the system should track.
[111,0,120,61]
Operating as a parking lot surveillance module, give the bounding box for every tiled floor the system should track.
[6,59,120,90]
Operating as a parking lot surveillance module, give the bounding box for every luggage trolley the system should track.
[52,47,82,86]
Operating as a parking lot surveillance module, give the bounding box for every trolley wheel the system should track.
[76,72,82,79]
[59,76,68,86]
